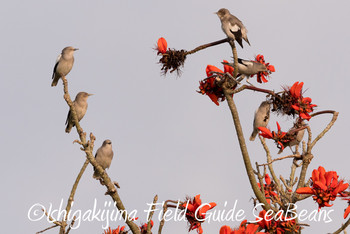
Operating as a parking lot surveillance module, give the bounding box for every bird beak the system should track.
[214,12,218,15]
[74,48,79,51]
[88,93,94,96]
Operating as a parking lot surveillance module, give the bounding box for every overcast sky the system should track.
[1,1,350,233]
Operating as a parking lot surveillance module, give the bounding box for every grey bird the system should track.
[223,59,267,83]
[93,140,114,180]
[65,92,93,133]
[278,123,306,154]
[215,8,250,48]
[250,101,270,141]
[51,46,78,86]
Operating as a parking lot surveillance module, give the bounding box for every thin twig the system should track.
[258,136,285,201]
[309,112,338,150]
[257,154,301,166]
[158,200,180,234]
[36,224,59,234]
[333,217,350,234]
[147,195,158,234]
[185,38,230,55]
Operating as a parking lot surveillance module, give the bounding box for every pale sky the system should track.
[1,1,350,233]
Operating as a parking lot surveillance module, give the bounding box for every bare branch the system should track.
[333,217,350,234]
[309,112,339,150]
[147,195,158,234]
[36,224,59,234]
[185,38,230,55]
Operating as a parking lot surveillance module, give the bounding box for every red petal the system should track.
[296,187,315,194]
[258,127,273,138]
[267,65,275,72]
[312,169,320,183]
[276,122,281,131]
[265,174,271,185]
[344,205,350,219]
[199,202,217,216]
[259,74,268,83]
[290,82,299,97]
[157,37,167,54]
[206,65,223,77]
[295,82,304,98]
[219,225,232,234]
[291,104,300,111]
[207,93,219,106]
[300,112,311,120]
[325,172,334,186]
[314,181,327,191]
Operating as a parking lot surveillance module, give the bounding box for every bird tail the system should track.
[244,36,251,46]
[51,77,59,87]
[65,123,72,133]
[249,130,258,141]
[236,38,244,48]
[93,167,102,180]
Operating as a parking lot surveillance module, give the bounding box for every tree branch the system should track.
[60,76,140,234]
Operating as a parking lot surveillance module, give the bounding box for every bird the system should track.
[65,92,93,133]
[278,123,306,154]
[250,101,270,141]
[51,46,78,86]
[215,8,250,48]
[93,140,114,180]
[223,59,267,83]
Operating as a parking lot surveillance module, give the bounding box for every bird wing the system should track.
[65,110,71,125]
[240,59,252,67]
[52,54,61,79]
[228,22,240,33]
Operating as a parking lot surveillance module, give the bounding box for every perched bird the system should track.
[215,8,250,48]
[65,92,93,133]
[51,46,78,86]
[250,101,270,141]
[278,123,306,154]
[223,59,267,83]
[93,140,114,180]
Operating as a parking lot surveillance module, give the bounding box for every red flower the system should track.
[288,82,317,121]
[254,54,275,83]
[258,122,290,151]
[140,220,154,234]
[258,174,279,204]
[198,65,225,106]
[157,37,167,54]
[257,210,300,233]
[104,226,126,234]
[296,166,349,210]
[182,194,216,234]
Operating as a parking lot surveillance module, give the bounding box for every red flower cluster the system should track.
[288,82,317,120]
[257,210,300,233]
[104,226,126,234]
[296,166,349,210]
[157,37,167,54]
[254,54,275,83]
[220,220,262,234]
[181,194,217,234]
[140,220,154,234]
[198,63,234,106]
[258,122,291,151]
[258,174,279,204]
